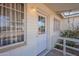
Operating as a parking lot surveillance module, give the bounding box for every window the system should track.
[54,18,60,31]
[0,3,24,51]
[38,16,45,34]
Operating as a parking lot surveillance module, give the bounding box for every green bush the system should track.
[55,45,63,50]
[66,41,75,47]
[60,30,79,39]
[60,30,79,47]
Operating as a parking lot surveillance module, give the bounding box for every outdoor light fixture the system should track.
[31,7,36,12]
[32,8,36,12]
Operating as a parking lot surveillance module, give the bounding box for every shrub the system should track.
[60,30,79,39]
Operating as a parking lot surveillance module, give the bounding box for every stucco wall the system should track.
[0,3,62,56]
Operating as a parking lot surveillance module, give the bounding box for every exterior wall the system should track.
[61,16,79,31]
[50,15,62,49]
[0,3,62,56]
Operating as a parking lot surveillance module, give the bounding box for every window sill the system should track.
[0,42,25,53]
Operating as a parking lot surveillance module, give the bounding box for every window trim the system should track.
[0,42,25,53]
[0,3,26,53]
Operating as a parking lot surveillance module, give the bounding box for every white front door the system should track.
[36,12,48,55]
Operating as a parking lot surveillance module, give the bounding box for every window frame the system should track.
[0,3,26,53]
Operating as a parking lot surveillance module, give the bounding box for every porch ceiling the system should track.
[46,3,79,13]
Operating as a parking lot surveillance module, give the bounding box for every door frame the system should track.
[36,8,49,51]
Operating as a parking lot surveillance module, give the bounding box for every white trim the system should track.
[55,37,79,56]
[0,42,24,50]
[66,45,79,51]
[0,5,24,13]
[54,48,63,53]
[63,39,66,55]
[24,3,27,44]
[59,37,79,42]
[56,43,63,46]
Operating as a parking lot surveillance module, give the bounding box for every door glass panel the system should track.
[38,16,45,34]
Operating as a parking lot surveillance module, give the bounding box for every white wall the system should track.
[49,15,62,49]
[0,3,62,56]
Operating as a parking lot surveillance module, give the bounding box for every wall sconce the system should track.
[31,7,36,12]
[32,8,36,12]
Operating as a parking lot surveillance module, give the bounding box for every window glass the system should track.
[0,3,24,47]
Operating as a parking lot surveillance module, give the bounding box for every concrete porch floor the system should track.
[46,49,63,56]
